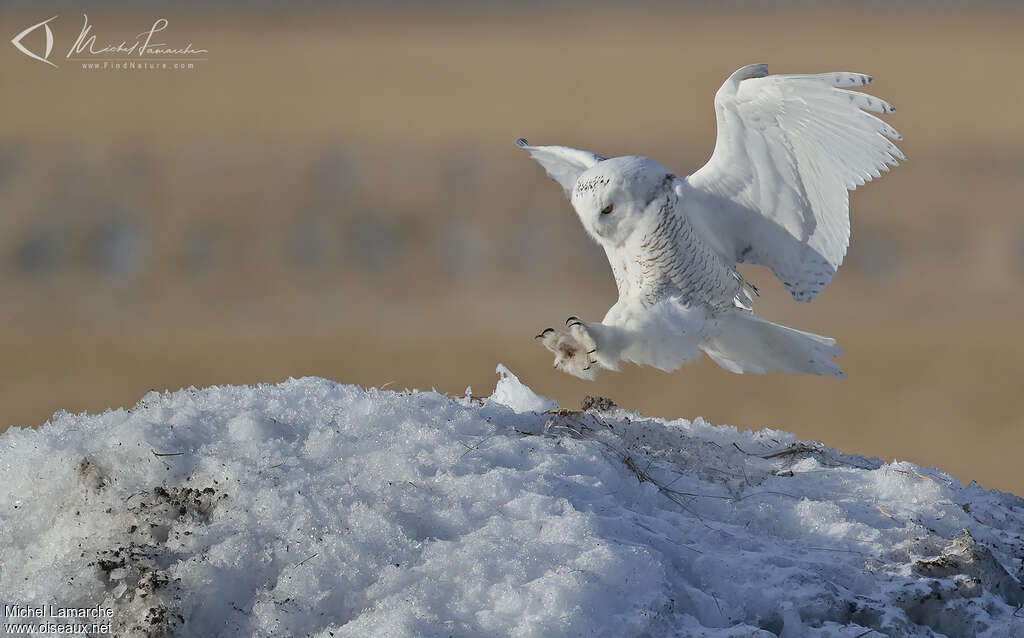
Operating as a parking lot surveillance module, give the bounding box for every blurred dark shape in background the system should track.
[92,216,147,281]
[1,3,1022,494]
[14,226,67,276]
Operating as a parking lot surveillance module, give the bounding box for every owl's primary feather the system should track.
[519,64,902,379]
[686,64,903,302]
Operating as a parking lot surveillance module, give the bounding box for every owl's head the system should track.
[516,139,675,246]
[570,156,675,246]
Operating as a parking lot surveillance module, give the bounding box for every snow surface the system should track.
[2,366,1024,637]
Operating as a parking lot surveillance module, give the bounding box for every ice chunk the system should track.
[487,364,558,413]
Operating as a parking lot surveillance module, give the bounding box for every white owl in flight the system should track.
[519,64,903,380]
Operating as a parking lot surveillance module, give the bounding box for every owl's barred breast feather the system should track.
[621,192,748,312]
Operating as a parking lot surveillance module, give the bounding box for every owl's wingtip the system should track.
[729,63,770,83]
[515,138,530,149]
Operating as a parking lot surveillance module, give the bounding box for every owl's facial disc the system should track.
[571,156,673,245]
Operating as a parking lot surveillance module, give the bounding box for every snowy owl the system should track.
[519,64,902,380]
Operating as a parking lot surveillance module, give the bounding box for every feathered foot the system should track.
[535,316,599,380]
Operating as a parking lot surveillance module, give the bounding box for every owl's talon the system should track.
[535,318,601,380]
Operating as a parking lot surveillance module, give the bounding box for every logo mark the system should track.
[11,15,58,67]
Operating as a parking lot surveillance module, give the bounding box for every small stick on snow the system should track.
[295,553,318,568]
[762,444,817,460]
[876,505,896,520]
[731,442,765,456]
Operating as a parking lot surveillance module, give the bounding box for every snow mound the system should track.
[2,369,1024,637]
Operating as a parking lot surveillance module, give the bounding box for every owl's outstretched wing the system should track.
[684,64,903,302]
[516,138,606,198]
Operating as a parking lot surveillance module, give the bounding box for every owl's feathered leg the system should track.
[535,317,600,380]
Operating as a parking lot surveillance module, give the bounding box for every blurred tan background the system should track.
[1,4,1022,493]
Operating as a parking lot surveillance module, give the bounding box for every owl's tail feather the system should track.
[701,312,844,378]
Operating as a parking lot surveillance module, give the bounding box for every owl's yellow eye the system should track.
[600,204,614,215]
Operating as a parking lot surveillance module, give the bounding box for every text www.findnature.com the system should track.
[80,61,196,70]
